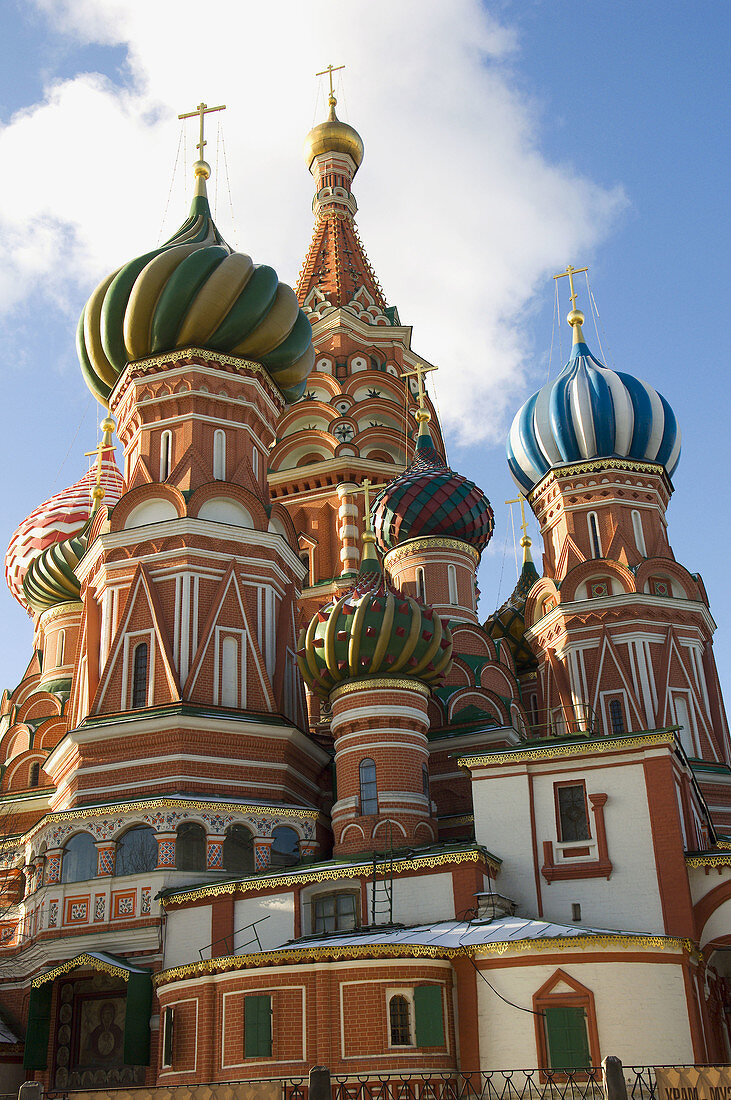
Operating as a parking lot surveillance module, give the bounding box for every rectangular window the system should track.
[556,784,590,842]
[244,994,272,1058]
[161,1006,174,1068]
[313,893,358,933]
[608,697,625,735]
[414,985,445,1047]
[544,1005,591,1069]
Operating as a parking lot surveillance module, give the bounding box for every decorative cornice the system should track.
[686,852,731,868]
[330,678,430,702]
[163,847,494,907]
[1,796,321,853]
[153,929,694,987]
[528,458,669,503]
[458,731,676,769]
[31,953,140,987]
[38,601,84,627]
[112,347,285,409]
[384,538,480,567]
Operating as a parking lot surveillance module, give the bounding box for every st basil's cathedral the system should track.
[0,85,729,1091]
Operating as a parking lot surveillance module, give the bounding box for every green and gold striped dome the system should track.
[22,526,88,616]
[297,544,452,699]
[77,170,314,405]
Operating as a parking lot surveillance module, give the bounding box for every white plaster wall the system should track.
[234,892,295,951]
[472,770,539,914]
[689,863,731,904]
[476,955,693,1069]
[164,903,212,969]
[391,872,454,924]
[532,762,664,932]
[698,897,731,949]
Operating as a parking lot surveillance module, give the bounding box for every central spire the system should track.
[297,73,387,314]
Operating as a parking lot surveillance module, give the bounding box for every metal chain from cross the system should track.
[316,64,345,100]
[178,101,226,162]
[553,264,589,311]
[401,362,438,409]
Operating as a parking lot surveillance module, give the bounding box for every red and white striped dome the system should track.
[5,455,124,610]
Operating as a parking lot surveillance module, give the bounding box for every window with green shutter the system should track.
[23,982,53,1070]
[544,1005,591,1069]
[244,994,272,1057]
[414,985,445,1048]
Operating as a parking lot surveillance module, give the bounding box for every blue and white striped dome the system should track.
[507,325,681,494]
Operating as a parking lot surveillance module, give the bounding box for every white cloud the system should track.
[2,0,626,442]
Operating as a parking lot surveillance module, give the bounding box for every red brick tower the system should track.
[507,283,731,823]
[298,525,452,855]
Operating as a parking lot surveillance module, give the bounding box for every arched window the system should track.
[56,629,65,668]
[271,826,300,868]
[131,642,148,708]
[221,636,239,708]
[175,822,206,872]
[116,825,157,876]
[61,832,97,883]
[448,564,458,604]
[389,995,412,1046]
[631,509,647,557]
[416,567,426,602]
[299,552,311,587]
[359,758,378,815]
[588,512,602,558]
[608,698,625,736]
[160,430,172,480]
[422,763,430,801]
[213,430,226,480]
[29,762,40,789]
[223,824,254,875]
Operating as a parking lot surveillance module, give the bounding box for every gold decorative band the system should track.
[529,458,667,503]
[330,678,430,703]
[32,953,133,987]
[39,601,84,628]
[113,347,285,407]
[459,730,676,768]
[384,537,480,567]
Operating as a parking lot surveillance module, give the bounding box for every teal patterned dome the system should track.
[371,418,494,553]
[297,546,452,699]
[77,171,314,406]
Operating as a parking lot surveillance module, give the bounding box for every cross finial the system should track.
[84,417,116,511]
[342,478,387,565]
[178,101,226,164]
[506,495,533,567]
[316,64,346,102]
[554,264,589,338]
[401,362,437,410]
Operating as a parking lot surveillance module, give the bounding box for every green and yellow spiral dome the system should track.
[22,525,88,616]
[77,168,314,406]
[297,545,452,699]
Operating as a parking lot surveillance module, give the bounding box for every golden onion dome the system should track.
[303,96,364,173]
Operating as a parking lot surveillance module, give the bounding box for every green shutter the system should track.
[23,982,53,1069]
[244,994,272,1057]
[124,971,153,1065]
[414,985,445,1047]
[544,1006,591,1069]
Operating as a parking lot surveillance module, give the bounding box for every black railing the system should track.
[325,1070,604,1100]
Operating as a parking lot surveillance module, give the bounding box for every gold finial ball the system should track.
[91,485,106,502]
[416,408,431,423]
[567,308,585,327]
[520,534,532,547]
[100,417,115,433]
[193,159,211,179]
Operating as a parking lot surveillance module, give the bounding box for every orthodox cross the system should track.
[553,264,588,311]
[178,101,226,161]
[316,64,346,99]
[401,362,437,408]
[506,494,533,567]
[85,419,116,500]
[345,478,387,533]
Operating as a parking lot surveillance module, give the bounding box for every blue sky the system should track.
[0,0,728,705]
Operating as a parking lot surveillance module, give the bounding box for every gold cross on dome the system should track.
[345,478,387,520]
[505,495,530,541]
[401,362,438,409]
[178,101,226,161]
[316,63,346,99]
[554,264,588,311]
